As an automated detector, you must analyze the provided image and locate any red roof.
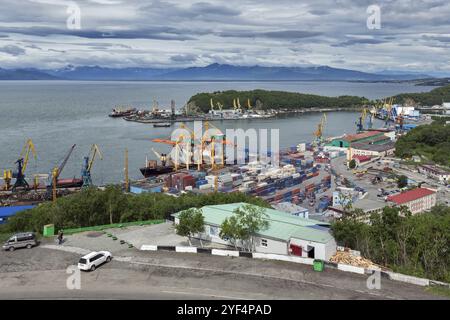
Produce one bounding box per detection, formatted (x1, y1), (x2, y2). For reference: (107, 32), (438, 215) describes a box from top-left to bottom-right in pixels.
(345, 131), (382, 142)
(353, 155), (371, 162)
(387, 188), (435, 205)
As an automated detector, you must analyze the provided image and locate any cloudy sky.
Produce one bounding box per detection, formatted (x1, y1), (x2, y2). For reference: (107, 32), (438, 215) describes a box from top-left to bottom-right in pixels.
(0, 0), (450, 74)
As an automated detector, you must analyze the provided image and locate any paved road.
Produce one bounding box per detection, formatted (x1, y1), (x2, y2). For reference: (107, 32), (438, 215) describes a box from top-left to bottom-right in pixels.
(0, 246), (446, 300)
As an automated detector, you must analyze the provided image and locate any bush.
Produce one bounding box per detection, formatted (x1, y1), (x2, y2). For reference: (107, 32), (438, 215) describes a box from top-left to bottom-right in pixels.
(1, 186), (269, 235)
(331, 205), (450, 282)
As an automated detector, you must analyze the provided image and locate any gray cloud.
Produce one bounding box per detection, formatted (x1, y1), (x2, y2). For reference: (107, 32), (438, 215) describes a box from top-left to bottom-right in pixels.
(0, 0), (449, 74)
(334, 38), (388, 47)
(0, 45), (25, 56)
(170, 54), (198, 63)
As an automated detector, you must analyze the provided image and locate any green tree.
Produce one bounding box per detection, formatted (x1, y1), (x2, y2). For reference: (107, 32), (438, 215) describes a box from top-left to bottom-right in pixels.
(348, 159), (357, 169)
(219, 204), (269, 252)
(219, 215), (243, 250)
(331, 205), (450, 282)
(175, 208), (205, 246)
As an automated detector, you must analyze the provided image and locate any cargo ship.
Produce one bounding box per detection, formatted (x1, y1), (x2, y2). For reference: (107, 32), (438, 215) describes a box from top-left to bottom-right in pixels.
(56, 178), (83, 188)
(109, 107), (137, 118)
(140, 159), (182, 178)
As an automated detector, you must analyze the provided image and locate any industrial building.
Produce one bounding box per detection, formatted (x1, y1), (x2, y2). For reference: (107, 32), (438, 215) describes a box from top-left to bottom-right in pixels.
(418, 165), (450, 185)
(329, 131), (389, 149)
(327, 199), (386, 222)
(387, 188), (437, 215)
(350, 141), (396, 157)
(173, 203), (337, 260)
(272, 202), (309, 219)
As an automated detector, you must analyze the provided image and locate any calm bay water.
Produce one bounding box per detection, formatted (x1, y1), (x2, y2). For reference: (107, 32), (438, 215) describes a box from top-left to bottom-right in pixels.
(0, 81), (434, 184)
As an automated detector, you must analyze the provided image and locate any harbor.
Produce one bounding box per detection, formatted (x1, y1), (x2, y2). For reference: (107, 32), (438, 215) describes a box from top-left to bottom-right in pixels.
(2, 96), (447, 219)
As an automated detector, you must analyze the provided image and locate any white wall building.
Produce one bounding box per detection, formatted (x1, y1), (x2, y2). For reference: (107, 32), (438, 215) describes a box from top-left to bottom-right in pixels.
(173, 203), (337, 261)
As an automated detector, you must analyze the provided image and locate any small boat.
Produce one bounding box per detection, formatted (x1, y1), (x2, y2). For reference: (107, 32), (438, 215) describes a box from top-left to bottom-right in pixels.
(153, 122), (171, 128)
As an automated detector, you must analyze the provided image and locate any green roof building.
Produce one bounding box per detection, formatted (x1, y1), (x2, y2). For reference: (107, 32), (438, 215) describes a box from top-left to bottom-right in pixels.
(174, 203), (337, 260)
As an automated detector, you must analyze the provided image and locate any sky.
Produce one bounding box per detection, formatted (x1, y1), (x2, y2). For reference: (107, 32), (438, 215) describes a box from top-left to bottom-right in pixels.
(0, 0), (450, 74)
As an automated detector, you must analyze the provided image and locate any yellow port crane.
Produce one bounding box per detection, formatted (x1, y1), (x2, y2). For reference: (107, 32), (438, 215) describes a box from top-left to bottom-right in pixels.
(247, 98), (253, 110)
(210, 98), (215, 113)
(20, 139), (37, 173)
(314, 113), (327, 144)
(12, 139), (37, 191)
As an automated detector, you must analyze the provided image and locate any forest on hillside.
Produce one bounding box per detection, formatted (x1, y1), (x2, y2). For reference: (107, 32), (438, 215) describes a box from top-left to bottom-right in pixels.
(391, 84), (450, 106)
(395, 119), (450, 167)
(188, 89), (369, 113)
(188, 85), (450, 113)
(332, 205), (450, 282)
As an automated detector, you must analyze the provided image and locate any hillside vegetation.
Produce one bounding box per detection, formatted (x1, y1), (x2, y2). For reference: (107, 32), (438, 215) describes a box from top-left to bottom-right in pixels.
(391, 84), (450, 106)
(188, 89), (369, 113)
(0, 186), (269, 235)
(395, 119), (450, 167)
(332, 205), (450, 282)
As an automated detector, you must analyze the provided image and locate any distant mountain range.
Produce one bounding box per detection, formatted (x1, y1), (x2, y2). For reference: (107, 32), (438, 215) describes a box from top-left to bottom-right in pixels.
(0, 63), (434, 81)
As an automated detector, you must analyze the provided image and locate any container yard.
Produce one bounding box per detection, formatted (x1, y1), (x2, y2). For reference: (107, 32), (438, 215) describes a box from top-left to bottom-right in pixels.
(126, 143), (338, 219)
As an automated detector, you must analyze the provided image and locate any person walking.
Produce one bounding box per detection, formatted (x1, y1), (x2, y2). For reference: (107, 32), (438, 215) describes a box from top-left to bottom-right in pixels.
(57, 230), (64, 245)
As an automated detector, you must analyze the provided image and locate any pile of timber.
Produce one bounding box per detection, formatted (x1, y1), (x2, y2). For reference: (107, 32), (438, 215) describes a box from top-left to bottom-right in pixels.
(330, 251), (381, 269)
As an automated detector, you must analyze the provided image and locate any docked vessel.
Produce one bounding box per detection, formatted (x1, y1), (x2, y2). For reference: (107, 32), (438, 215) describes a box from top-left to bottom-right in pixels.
(56, 178), (84, 188)
(139, 159), (181, 177)
(109, 107), (137, 118)
(153, 122), (171, 128)
(140, 165), (176, 178)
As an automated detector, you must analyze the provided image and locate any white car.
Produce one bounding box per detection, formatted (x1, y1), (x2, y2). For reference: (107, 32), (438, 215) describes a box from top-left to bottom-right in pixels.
(78, 251), (112, 271)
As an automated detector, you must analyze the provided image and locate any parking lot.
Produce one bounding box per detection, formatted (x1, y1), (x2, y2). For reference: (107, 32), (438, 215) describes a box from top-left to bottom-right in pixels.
(60, 222), (229, 254)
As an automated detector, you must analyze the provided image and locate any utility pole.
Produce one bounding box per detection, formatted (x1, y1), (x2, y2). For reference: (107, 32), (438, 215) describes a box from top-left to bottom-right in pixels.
(52, 168), (58, 203)
(124, 148), (129, 192)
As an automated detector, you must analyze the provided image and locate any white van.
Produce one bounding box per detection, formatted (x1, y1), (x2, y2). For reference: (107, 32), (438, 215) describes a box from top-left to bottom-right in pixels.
(78, 251), (112, 271)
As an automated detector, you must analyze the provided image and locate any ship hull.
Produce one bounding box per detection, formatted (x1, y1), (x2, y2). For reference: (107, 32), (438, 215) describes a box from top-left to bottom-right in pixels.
(56, 178), (83, 188)
(140, 166), (175, 178)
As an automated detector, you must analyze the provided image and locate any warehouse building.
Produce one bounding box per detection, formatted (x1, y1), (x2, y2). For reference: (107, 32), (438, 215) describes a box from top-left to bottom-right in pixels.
(418, 165), (450, 185)
(173, 203), (337, 260)
(350, 141), (396, 157)
(387, 188), (437, 215)
(329, 131), (387, 148)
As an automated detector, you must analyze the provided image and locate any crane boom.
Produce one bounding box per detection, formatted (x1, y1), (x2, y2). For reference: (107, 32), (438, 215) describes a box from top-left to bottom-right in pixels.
(87, 144), (102, 172)
(57, 144), (76, 180)
(20, 139), (37, 173)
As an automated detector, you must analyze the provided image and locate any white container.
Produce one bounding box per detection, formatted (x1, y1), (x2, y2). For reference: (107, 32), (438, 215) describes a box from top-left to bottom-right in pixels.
(199, 184), (212, 190)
